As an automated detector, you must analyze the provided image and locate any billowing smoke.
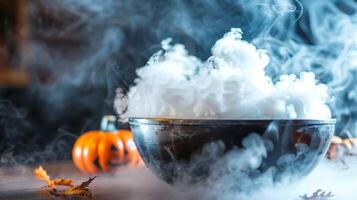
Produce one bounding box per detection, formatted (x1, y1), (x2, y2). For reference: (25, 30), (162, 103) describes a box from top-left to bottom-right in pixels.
(112, 0), (356, 199)
(114, 0), (356, 135)
(112, 27), (346, 199)
(166, 139), (357, 200)
(0, 0), (355, 199)
(115, 28), (332, 120)
(0, 0), (355, 166)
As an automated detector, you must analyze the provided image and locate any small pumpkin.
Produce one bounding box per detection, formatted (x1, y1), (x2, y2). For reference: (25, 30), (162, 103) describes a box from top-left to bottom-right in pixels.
(72, 115), (141, 173)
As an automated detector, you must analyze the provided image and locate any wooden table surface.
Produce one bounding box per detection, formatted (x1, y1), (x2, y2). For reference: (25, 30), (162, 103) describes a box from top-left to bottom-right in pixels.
(0, 162), (180, 200)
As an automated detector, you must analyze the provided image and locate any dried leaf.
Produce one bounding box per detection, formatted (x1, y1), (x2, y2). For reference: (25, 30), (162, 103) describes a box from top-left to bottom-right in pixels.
(34, 166), (95, 199)
(60, 177), (96, 198)
(53, 178), (74, 187)
(300, 189), (334, 200)
(34, 166), (52, 185)
(49, 187), (92, 199)
(63, 187), (92, 198)
(34, 166), (74, 188)
(77, 177), (96, 189)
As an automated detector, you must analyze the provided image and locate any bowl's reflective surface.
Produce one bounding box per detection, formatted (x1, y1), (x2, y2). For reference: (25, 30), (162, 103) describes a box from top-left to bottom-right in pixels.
(129, 118), (335, 183)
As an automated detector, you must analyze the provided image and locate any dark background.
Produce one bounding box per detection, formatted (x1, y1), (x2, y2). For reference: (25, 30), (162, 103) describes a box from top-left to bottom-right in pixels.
(0, 0), (355, 166)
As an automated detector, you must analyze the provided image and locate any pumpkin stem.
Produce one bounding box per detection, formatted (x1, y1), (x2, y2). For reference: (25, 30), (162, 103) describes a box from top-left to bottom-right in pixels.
(100, 115), (117, 131)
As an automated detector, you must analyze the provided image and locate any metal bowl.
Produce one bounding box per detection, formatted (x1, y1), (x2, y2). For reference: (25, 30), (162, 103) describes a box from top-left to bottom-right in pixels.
(129, 118), (335, 183)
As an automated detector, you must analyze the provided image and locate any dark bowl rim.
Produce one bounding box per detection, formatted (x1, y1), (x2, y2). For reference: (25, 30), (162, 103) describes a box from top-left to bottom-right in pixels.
(129, 117), (336, 125)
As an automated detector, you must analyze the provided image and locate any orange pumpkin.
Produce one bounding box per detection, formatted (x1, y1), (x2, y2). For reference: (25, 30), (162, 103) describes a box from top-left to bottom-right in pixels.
(72, 115), (142, 173)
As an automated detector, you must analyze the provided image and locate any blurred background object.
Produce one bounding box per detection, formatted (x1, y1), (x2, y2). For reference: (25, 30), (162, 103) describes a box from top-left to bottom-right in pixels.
(0, 0), (30, 87)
